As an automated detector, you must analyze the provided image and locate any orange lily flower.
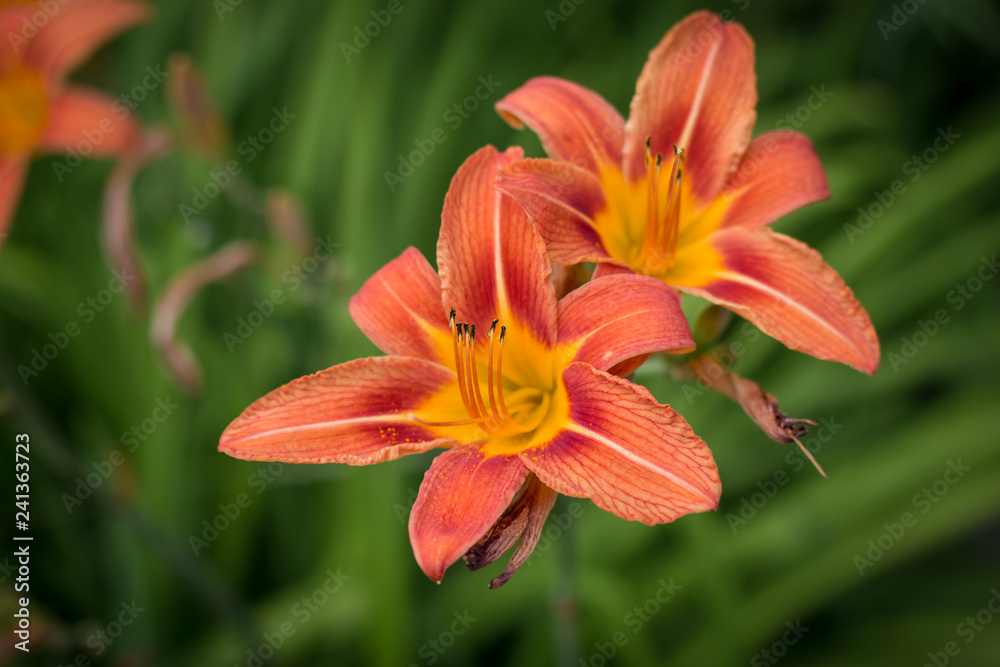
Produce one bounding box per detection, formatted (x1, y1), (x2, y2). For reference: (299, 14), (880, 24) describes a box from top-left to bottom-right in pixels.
(220, 146), (720, 585)
(0, 0), (149, 243)
(494, 11), (879, 374)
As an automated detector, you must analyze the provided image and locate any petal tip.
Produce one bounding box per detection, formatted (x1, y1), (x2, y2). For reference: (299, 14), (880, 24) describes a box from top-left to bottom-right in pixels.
(494, 103), (525, 130)
(410, 540), (449, 583)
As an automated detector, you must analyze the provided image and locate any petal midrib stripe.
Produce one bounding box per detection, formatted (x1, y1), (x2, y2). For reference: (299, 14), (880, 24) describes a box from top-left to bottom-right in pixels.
(676, 32), (722, 151)
(714, 269), (862, 350)
(564, 420), (710, 502)
(231, 414), (408, 444)
(567, 305), (676, 347)
(493, 188), (511, 324)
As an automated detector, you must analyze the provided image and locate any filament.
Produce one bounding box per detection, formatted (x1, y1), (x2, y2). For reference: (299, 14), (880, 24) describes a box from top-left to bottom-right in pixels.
(413, 314), (532, 435)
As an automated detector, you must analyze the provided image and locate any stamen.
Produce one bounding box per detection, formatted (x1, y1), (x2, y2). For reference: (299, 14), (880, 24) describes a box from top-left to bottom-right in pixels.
(662, 145), (684, 260)
(637, 142), (686, 274)
(461, 324), (483, 420)
(467, 324), (496, 428)
(413, 317), (535, 435)
(450, 313), (476, 418)
(486, 320), (501, 423)
(642, 140), (661, 258)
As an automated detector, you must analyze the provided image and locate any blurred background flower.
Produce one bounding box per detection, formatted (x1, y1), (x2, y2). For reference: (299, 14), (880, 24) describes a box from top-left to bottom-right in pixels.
(1, 0), (998, 666)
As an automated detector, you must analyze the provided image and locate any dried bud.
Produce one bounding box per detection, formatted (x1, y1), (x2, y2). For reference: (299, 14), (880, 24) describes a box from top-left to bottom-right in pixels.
(689, 354), (826, 477)
(101, 128), (173, 312)
(265, 189), (313, 257)
(151, 241), (259, 393)
(465, 474), (558, 588)
(166, 53), (229, 161)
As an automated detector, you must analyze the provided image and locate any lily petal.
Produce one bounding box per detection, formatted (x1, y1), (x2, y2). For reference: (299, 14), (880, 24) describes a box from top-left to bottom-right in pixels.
(39, 87), (140, 157)
(220, 356), (455, 464)
(0, 154), (28, 245)
(22, 0), (151, 80)
(495, 76), (624, 176)
(409, 445), (528, 582)
(438, 145), (557, 345)
(558, 274), (694, 371)
(576, 267), (655, 378)
(349, 246), (449, 363)
(591, 263), (634, 280)
(684, 226), (879, 373)
(522, 363), (720, 525)
(719, 131), (829, 229)
(623, 10), (756, 204)
(495, 157), (613, 266)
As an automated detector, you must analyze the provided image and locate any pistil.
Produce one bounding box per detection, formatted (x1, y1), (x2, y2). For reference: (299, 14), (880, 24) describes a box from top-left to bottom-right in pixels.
(636, 137), (685, 275)
(662, 145), (684, 260)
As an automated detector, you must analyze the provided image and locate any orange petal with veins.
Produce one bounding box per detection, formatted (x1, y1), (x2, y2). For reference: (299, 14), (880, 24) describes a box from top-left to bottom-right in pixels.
(409, 445), (528, 582)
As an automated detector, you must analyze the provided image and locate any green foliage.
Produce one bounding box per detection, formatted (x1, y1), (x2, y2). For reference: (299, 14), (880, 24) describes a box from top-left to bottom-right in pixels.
(2, 0), (999, 665)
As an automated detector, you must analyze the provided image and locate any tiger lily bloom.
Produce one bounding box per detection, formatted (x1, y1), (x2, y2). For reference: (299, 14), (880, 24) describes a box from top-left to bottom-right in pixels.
(0, 0), (149, 246)
(494, 10), (879, 374)
(220, 146), (721, 585)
